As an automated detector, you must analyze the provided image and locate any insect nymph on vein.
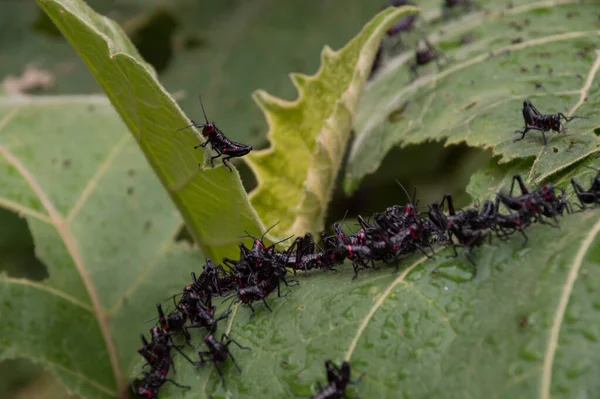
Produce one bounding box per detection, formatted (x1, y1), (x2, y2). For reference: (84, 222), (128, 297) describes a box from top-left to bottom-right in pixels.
(513, 99), (588, 145)
(178, 95), (253, 172)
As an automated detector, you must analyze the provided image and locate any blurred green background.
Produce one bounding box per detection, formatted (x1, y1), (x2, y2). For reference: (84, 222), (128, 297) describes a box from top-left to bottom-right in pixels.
(0, 1), (490, 397)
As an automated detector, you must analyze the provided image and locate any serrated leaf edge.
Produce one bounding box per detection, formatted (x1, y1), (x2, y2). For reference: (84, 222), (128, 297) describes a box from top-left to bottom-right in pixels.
(245, 6), (420, 238)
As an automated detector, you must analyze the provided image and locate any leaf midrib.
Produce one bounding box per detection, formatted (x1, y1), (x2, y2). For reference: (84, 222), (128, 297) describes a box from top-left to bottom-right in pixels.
(540, 215), (600, 399)
(0, 108), (124, 394)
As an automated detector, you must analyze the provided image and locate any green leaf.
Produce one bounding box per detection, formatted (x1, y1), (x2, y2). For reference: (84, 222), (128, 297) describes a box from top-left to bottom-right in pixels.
(36, 0), (267, 260)
(154, 199), (600, 398)
(246, 6), (419, 239)
(345, 0), (600, 194)
(0, 95), (202, 398)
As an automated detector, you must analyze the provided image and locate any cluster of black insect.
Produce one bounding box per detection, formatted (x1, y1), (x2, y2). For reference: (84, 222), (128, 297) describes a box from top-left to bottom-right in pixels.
(132, 161), (600, 397)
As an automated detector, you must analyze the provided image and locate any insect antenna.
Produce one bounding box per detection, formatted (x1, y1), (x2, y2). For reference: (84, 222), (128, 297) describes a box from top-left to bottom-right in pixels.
(198, 94), (210, 124)
(395, 180), (414, 204)
(177, 121), (205, 132)
(239, 221), (280, 242)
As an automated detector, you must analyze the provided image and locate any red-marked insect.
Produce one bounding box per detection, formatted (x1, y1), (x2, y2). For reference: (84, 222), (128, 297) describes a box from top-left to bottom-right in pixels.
(386, 0), (419, 36)
(178, 95), (252, 171)
(410, 38), (447, 78)
(194, 333), (251, 387)
(571, 166), (600, 209)
(513, 99), (588, 145)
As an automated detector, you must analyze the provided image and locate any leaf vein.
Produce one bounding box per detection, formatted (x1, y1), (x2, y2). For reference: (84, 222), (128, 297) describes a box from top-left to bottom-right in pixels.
(67, 134), (131, 223)
(540, 214), (600, 399)
(344, 256), (428, 361)
(0, 145), (124, 393)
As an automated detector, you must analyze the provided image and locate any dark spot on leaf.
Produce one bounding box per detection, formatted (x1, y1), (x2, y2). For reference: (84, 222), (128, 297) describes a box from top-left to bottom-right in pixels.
(129, 8), (179, 74)
(594, 127), (600, 136)
(511, 37), (523, 44)
(182, 35), (206, 51)
(460, 33), (474, 45)
(506, 1), (514, 9)
(387, 101), (410, 122)
(535, 64), (541, 69)
(520, 66), (528, 73)
(553, 147), (558, 153)
(566, 12), (579, 19)
(62, 159), (71, 168)
(128, 169), (135, 177)
(461, 101), (477, 111)
(127, 187), (134, 195)
(508, 21), (523, 31)
(535, 82), (542, 90)
(144, 221), (152, 231)
(281, 359), (289, 366)
(31, 10), (63, 39)
(524, 18), (531, 25)
(519, 315), (529, 328)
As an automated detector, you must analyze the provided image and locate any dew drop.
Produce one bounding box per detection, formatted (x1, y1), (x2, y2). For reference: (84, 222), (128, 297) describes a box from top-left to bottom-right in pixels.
(445, 301), (462, 313)
(566, 361), (590, 379)
(342, 307), (354, 320)
(506, 362), (527, 377)
(398, 368), (409, 380)
(582, 326), (598, 342)
(518, 345), (542, 361)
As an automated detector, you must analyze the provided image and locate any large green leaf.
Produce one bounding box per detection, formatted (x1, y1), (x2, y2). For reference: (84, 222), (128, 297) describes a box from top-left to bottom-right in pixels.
(345, 0), (600, 194)
(0, 95), (202, 398)
(150, 177), (600, 398)
(36, 0), (267, 261)
(246, 6), (419, 239)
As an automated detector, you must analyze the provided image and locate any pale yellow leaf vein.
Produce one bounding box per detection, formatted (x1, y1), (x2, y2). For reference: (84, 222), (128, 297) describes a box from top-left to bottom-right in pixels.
(540, 216), (600, 399)
(0, 107), (20, 132)
(1, 277), (93, 312)
(12, 353), (116, 396)
(107, 222), (184, 316)
(568, 49), (600, 117)
(67, 134), (130, 223)
(345, 256), (428, 361)
(0, 197), (52, 224)
(0, 145), (124, 393)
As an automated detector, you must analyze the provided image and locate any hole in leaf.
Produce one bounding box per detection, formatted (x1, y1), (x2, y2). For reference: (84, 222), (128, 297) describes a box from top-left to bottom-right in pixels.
(129, 8), (179, 74)
(0, 208), (48, 280)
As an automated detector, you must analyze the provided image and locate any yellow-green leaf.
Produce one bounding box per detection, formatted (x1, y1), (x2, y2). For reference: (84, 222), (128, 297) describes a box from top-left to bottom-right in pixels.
(36, 0), (268, 261)
(246, 6), (420, 239)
